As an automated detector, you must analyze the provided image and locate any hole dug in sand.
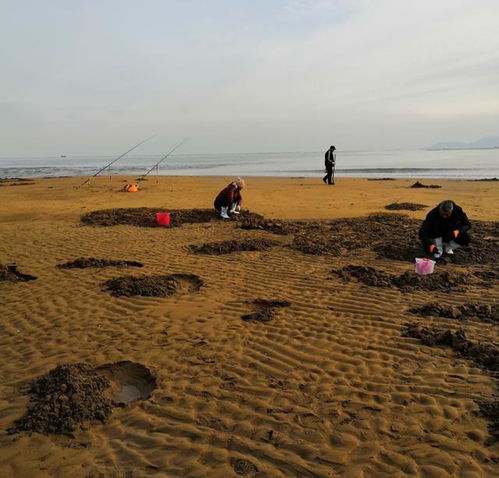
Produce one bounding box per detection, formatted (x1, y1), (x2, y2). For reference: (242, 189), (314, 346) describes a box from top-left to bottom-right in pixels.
(103, 273), (203, 297)
(96, 361), (157, 406)
(0, 263), (37, 282)
(241, 299), (291, 323)
(9, 362), (156, 435)
(188, 238), (278, 255)
(57, 258), (143, 269)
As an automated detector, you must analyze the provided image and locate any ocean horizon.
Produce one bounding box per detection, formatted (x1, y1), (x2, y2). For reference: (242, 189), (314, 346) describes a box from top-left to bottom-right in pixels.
(1, 149), (498, 180)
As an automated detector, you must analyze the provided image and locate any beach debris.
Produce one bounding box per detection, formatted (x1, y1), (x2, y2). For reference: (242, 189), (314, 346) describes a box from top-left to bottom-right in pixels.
(290, 232), (345, 256)
(410, 181), (442, 189)
(103, 273), (203, 297)
(231, 458), (259, 476)
(57, 258), (143, 269)
(403, 323), (499, 371)
(8, 361), (157, 435)
(385, 202), (428, 211)
(0, 264), (37, 282)
(241, 299), (291, 323)
(188, 238), (278, 255)
(332, 265), (475, 292)
(408, 303), (498, 323)
(367, 178), (395, 181)
(8, 363), (112, 435)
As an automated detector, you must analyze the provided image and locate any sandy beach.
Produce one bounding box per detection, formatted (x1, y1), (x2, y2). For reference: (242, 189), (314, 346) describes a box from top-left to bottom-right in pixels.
(0, 176), (498, 478)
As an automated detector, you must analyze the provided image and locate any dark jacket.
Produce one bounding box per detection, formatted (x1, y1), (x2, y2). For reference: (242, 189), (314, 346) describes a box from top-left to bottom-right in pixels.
(325, 150), (336, 169)
(419, 202), (471, 240)
(214, 182), (240, 209)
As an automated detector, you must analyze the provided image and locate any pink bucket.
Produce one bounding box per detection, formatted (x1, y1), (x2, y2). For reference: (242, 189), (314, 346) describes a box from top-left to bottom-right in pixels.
(415, 258), (435, 275)
(156, 212), (170, 226)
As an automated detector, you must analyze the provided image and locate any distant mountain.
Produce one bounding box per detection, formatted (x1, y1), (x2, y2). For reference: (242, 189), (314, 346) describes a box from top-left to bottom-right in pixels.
(428, 136), (499, 150)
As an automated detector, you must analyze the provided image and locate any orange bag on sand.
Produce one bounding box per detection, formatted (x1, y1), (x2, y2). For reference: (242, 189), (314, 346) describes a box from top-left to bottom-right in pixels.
(125, 184), (139, 192)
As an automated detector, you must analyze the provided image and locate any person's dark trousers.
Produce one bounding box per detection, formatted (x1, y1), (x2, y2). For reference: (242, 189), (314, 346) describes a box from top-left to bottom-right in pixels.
(323, 167), (333, 185)
(443, 230), (471, 246)
(421, 232), (471, 253)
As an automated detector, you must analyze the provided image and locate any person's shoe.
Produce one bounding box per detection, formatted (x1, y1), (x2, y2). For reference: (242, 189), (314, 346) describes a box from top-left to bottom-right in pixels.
(433, 248), (443, 259)
(322, 177), (327, 184)
(220, 207), (230, 219)
(444, 244), (454, 255)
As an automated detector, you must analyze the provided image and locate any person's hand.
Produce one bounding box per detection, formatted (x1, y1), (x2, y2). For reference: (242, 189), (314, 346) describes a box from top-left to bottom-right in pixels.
(453, 230), (459, 238)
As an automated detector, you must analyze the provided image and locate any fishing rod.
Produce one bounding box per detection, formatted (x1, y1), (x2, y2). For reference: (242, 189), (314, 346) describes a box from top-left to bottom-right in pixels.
(76, 135), (154, 188)
(137, 138), (188, 180)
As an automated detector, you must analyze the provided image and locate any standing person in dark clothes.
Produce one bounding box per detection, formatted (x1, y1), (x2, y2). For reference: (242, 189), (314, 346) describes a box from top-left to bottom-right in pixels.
(214, 177), (245, 219)
(419, 200), (471, 258)
(323, 145), (336, 185)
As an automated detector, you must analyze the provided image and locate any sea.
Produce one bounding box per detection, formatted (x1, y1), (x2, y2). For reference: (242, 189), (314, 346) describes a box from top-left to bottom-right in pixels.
(0, 149), (498, 180)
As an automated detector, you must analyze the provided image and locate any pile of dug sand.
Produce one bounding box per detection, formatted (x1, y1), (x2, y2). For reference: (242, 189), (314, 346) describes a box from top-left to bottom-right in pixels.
(241, 299), (291, 323)
(333, 265), (476, 292)
(408, 303), (498, 323)
(57, 258), (143, 269)
(410, 181), (442, 189)
(103, 273), (203, 297)
(0, 264), (37, 282)
(8, 364), (112, 435)
(385, 202), (428, 211)
(81, 208), (218, 227)
(403, 323), (499, 371)
(188, 238), (278, 255)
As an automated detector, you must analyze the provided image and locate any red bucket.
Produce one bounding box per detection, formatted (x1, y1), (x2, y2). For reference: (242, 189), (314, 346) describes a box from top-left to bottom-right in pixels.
(156, 212), (170, 226)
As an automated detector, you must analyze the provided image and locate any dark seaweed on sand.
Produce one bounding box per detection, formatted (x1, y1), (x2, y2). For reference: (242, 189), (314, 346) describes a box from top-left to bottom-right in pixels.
(385, 202), (428, 211)
(242, 299), (291, 323)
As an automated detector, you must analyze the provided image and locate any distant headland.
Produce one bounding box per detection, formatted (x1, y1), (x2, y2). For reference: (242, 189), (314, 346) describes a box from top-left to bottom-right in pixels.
(427, 136), (499, 150)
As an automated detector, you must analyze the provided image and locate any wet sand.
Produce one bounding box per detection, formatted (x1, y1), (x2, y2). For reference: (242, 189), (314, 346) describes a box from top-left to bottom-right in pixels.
(0, 176), (498, 477)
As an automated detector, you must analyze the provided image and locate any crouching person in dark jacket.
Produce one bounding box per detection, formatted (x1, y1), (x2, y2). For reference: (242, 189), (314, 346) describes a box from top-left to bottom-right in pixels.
(214, 177), (245, 219)
(418, 200), (471, 258)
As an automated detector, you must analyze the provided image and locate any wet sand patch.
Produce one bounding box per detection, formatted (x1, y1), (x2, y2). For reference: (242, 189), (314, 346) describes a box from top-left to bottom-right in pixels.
(188, 238), (278, 255)
(103, 273), (203, 297)
(57, 258), (143, 269)
(0, 264), (37, 282)
(241, 299), (291, 323)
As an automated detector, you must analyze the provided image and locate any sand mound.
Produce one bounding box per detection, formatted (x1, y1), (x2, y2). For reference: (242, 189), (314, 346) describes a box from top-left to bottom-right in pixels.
(241, 299), (291, 323)
(96, 361), (157, 406)
(410, 181), (442, 189)
(476, 400), (499, 444)
(333, 265), (475, 292)
(403, 323), (499, 371)
(188, 238), (278, 255)
(9, 361), (157, 435)
(409, 303), (498, 323)
(385, 202), (428, 211)
(0, 264), (37, 282)
(81, 208), (218, 227)
(232, 458), (259, 475)
(103, 273), (203, 297)
(8, 364), (112, 435)
(57, 258), (143, 269)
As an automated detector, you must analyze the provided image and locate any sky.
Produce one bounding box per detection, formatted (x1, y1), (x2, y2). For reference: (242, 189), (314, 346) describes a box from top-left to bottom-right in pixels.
(1, 0), (498, 155)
